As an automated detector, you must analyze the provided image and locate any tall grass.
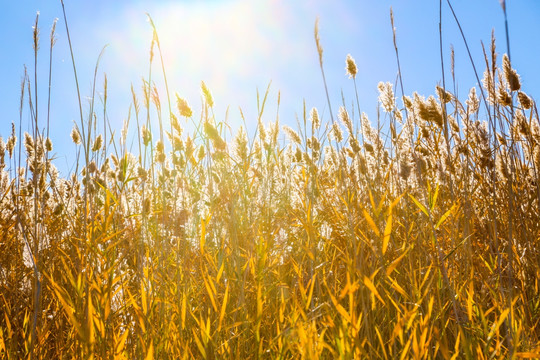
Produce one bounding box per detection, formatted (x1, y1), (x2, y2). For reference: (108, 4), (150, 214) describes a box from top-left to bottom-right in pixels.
(1, 3), (540, 359)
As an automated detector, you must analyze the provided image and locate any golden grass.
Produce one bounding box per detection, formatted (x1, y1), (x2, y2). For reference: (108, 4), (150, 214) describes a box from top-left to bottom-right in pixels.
(1, 8), (540, 360)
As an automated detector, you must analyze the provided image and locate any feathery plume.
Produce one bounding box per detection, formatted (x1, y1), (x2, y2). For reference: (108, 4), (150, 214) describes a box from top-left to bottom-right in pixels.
(416, 95), (443, 128)
(141, 125), (152, 146)
(45, 137), (53, 152)
(338, 106), (353, 134)
(204, 121), (226, 150)
(283, 125), (301, 145)
(233, 126), (248, 160)
(517, 91), (532, 110)
(502, 54), (521, 92)
(378, 82), (395, 112)
(314, 18), (324, 67)
(176, 94), (193, 117)
(33, 12), (40, 52)
(497, 86), (512, 106)
(201, 81), (214, 107)
(24, 132), (34, 157)
(70, 126), (81, 145)
(436, 86), (452, 104)
(330, 122), (343, 143)
(466, 87), (480, 114)
(92, 134), (103, 152)
(6, 126), (16, 158)
(310, 107), (321, 130)
(345, 54), (357, 79)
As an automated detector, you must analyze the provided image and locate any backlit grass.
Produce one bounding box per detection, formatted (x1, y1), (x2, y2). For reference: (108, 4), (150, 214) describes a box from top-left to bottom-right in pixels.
(1, 3), (539, 360)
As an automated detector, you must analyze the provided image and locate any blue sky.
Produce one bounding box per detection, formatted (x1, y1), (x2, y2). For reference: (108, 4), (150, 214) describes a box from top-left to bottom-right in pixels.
(1, 1), (539, 174)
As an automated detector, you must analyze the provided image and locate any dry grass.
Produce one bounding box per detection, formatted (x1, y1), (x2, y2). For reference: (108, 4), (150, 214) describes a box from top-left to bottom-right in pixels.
(1, 5), (540, 360)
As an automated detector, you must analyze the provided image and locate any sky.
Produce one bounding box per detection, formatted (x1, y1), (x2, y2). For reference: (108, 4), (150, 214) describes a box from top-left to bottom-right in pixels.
(1, 0), (539, 175)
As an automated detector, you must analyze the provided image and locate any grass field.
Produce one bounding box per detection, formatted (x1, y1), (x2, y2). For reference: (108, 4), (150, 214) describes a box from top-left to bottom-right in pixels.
(1, 2), (540, 359)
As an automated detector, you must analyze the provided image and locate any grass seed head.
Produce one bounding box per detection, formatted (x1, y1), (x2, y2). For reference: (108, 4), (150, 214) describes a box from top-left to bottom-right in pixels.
(378, 82), (395, 112)
(402, 95), (413, 111)
(345, 54), (357, 79)
(70, 126), (81, 145)
(339, 106), (353, 134)
(436, 85), (452, 104)
(92, 134), (103, 152)
(87, 161), (97, 173)
(24, 132), (34, 156)
(233, 126), (249, 160)
(137, 166), (147, 181)
(416, 95), (443, 128)
(496, 154), (508, 181)
(310, 107), (321, 130)
(283, 125), (301, 145)
(349, 137), (361, 153)
(466, 87), (480, 114)
(6, 135), (16, 158)
(482, 70), (496, 104)
(314, 18), (323, 66)
(497, 86), (512, 106)
(399, 158), (412, 180)
(331, 122), (343, 143)
(364, 142), (374, 153)
(517, 91), (532, 109)
(515, 111), (530, 137)
(45, 137), (53, 152)
(204, 121), (226, 150)
(0, 138), (5, 167)
(176, 94), (193, 118)
(201, 81), (214, 107)
(503, 54), (521, 91)
(141, 125), (152, 146)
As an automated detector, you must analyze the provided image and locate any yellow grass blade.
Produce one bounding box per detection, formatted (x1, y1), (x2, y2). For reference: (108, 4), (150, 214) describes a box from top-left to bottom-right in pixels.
(328, 290), (351, 323)
(0, 331), (6, 355)
(257, 285), (263, 319)
(368, 189), (377, 214)
(48, 276), (83, 339)
(435, 203), (457, 230)
(387, 276), (408, 299)
(398, 337), (412, 360)
(386, 247), (410, 276)
(449, 331), (461, 360)
(516, 350), (540, 358)
(144, 340), (154, 360)
(141, 282), (148, 316)
(363, 209), (380, 237)
(218, 283), (229, 332)
(363, 276), (385, 305)
(203, 274), (218, 313)
(389, 193), (404, 213)
(305, 274), (316, 310)
(408, 193), (428, 217)
(200, 217), (206, 253)
(382, 214), (392, 255)
(115, 328), (129, 357)
(467, 281), (474, 322)
(487, 308), (510, 341)
(216, 261), (224, 283)
(191, 329), (206, 359)
(375, 326), (388, 358)
(375, 190), (388, 217)
(87, 293), (95, 345)
(181, 294), (187, 330)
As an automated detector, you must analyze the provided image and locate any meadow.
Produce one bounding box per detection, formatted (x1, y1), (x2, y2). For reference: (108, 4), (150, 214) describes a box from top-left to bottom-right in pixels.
(1, 2), (539, 359)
